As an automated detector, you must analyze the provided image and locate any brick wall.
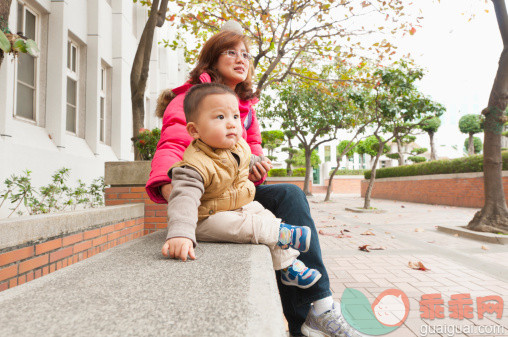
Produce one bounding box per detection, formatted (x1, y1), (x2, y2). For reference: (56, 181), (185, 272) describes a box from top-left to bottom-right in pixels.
(360, 173), (508, 208)
(0, 217), (144, 292)
(324, 177), (362, 194)
(105, 187), (167, 235)
(264, 179), (308, 190)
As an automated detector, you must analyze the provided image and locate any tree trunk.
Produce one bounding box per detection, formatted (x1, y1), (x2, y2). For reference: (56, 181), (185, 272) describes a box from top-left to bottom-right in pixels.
(396, 136), (404, 166)
(467, 0), (508, 234)
(303, 148), (312, 196)
(429, 131), (436, 160)
(130, 0), (168, 160)
(468, 133), (475, 155)
(325, 161), (340, 202)
(0, 0), (13, 69)
(364, 147), (383, 209)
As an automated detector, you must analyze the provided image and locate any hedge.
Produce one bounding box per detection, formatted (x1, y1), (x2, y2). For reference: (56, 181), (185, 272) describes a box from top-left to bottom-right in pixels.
(329, 169), (366, 176)
(364, 152), (508, 179)
(268, 168), (307, 177)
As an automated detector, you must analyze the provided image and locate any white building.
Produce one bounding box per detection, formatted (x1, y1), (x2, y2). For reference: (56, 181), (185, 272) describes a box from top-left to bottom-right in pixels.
(0, 1), (186, 193)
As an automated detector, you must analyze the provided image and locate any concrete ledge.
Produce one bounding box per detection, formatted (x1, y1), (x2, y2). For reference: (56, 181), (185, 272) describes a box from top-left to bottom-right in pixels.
(0, 204), (144, 250)
(0, 230), (285, 337)
(437, 225), (508, 245)
(104, 161), (151, 186)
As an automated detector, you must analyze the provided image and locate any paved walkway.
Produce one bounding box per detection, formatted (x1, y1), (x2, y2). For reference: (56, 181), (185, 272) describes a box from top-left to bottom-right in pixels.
(307, 194), (508, 337)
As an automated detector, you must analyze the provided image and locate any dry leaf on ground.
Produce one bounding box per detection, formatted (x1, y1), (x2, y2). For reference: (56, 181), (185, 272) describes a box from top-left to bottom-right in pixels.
(361, 230), (375, 236)
(408, 261), (430, 271)
(415, 228), (424, 232)
(453, 234), (459, 237)
(359, 245), (370, 252)
(318, 229), (351, 239)
(481, 245), (489, 250)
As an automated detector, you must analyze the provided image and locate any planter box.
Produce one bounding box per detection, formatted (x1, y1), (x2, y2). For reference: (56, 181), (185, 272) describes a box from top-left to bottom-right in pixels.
(324, 175), (363, 194)
(360, 171), (508, 208)
(265, 176), (309, 191)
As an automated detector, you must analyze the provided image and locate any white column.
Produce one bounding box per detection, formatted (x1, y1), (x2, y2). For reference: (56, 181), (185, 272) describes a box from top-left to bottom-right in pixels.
(85, 0), (100, 154)
(46, 0), (68, 148)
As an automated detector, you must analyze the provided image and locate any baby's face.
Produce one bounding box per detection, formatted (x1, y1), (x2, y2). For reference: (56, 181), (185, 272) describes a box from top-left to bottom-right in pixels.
(192, 93), (241, 149)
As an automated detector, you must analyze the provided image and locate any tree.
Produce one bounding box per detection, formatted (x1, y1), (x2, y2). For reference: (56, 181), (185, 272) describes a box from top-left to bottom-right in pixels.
(162, 0), (416, 94)
(294, 148), (321, 168)
(336, 140), (357, 170)
(261, 130), (285, 161)
(407, 147), (427, 163)
(385, 135), (417, 166)
(459, 114), (483, 156)
(421, 116), (442, 160)
(362, 61), (443, 209)
(464, 137), (482, 154)
(281, 130), (298, 176)
(131, 0), (169, 160)
(467, 0), (508, 234)
(259, 79), (344, 195)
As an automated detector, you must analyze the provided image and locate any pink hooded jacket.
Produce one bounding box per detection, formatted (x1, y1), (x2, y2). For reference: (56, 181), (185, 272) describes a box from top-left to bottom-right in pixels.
(145, 73), (265, 204)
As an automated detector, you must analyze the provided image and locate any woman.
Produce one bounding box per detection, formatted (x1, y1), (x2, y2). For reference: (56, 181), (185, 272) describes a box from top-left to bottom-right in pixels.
(146, 29), (354, 337)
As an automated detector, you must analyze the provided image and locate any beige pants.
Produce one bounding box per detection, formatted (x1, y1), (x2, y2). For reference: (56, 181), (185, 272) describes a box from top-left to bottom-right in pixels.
(196, 201), (299, 270)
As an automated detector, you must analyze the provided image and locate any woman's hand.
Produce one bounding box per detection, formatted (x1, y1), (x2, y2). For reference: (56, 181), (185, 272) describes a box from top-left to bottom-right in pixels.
(248, 160), (272, 182)
(161, 183), (173, 202)
(162, 237), (196, 261)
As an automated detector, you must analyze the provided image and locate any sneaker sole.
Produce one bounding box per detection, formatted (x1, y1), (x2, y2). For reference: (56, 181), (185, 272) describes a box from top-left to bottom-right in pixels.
(299, 227), (311, 253)
(281, 273), (321, 289)
(301, 322), (328, 337)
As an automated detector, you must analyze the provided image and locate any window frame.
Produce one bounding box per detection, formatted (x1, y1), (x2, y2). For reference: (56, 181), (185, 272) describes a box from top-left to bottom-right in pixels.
(99, 67), (106, 143)
(66, 40), (79, 134)
(13, 2), (39, 123)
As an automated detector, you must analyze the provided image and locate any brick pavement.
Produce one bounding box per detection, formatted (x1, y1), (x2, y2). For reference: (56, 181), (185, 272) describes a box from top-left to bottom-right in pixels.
(306, 194), (508, 337)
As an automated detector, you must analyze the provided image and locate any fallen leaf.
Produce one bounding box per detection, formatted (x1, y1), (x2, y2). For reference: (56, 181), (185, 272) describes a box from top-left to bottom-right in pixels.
(369, 246), (386, 250)
(408, 261), (430, 271)
(385, 231), (391, 234)
(361, 230), (375, 236)
(401, 205), (405, 208)
(453, 234), (459, 237)
(343, 229), (351, 232)
(318, 230), (351, 239)
(359, 245), (370, 252)
(415, 228), (424, 232)
(427, 241), (436, 244)
(391, 235), (395, 239)
(481, 245), (489, 250)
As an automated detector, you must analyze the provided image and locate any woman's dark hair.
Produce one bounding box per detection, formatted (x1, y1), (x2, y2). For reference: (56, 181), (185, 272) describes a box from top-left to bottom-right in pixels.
(155, 30), (256, 118)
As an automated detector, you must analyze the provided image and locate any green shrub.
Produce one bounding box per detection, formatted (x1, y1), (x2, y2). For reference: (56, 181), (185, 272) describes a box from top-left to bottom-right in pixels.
(364, 152), (508, 179)
(329, 169), (366, 176)
(133, 128), (161, 160)
(268, 168), (288, 177)
(292, 168), (306, 177)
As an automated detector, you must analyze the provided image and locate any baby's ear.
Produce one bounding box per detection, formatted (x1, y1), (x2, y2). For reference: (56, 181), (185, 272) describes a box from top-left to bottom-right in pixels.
(186, 122), (200, 139)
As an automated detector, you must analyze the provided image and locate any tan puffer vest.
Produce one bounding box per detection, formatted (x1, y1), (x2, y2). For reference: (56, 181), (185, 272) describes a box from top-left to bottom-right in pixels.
(170, 138), (256, 220)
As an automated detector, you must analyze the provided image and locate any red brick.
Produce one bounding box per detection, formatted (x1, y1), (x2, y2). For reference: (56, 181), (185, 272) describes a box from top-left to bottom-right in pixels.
(73, 255), (79, 264)
(42, 266), (49, 276)
(145, 211), (155, 217)
(92, 236), (107, 247)
(50, 264), (56, 273)
(35, 238), (62, 255)
(0, 265), (18, 282)
(125, 220), (135, 227)
(17, 275), (26, 285)
(105, 193), (118, 199)
(19, 255), (49, 274)
(84, 228), (101, 240)
(156, 223), (167, 230)
(146, 204), (167, 211)
(74, 240), (92, 253)
(105, 187), (130, 193)
(56, 261), (62, 270)
(0, 246), (34, 267)
(130, 187), (147, 192)
(49, 247), (73, 263)
(34, 269), (42, 279)
(9, 278), (17, 288)
(144, 217), (166, 223)
(0, 282), (8, 291)
(114, 222), (125, 230)
(26, 272), (34, 282)
(107, 231), (121, 242)
(119, 193), (143, 199)
(100, 224), (116, 235)
(155, 211), (168, 217)
(62, 233), (83, 246)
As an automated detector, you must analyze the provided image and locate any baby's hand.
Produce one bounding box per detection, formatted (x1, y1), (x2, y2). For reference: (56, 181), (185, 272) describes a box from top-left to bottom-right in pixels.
(162, 237), (196, 261)
(249, 159), (273, 182)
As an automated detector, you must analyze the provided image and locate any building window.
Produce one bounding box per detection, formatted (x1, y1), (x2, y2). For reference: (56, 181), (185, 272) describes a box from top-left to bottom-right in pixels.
(15, 3), (37, 121)
(66, 41), (79, 133)
(99, 67), (106, 142)
(324, 145), (330, 162)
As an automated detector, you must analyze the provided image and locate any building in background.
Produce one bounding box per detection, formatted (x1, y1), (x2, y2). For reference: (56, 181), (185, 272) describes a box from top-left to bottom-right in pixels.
(0, 0), (186, 193)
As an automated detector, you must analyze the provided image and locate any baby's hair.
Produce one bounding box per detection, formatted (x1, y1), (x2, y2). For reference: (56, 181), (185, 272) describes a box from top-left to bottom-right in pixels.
(183, 83), (238, 122)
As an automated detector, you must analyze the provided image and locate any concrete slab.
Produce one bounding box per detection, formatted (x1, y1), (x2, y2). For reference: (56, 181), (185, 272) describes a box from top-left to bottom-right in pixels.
(437, 225), (508, 245)
(0, 231), (285, 337)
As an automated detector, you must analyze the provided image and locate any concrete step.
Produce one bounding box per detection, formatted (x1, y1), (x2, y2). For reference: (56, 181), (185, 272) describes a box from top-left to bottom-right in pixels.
(0, 230), (285, 337)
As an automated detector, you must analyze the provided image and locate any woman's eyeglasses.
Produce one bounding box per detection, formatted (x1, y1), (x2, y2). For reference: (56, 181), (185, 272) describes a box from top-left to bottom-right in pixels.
(221, 50), (252, 61)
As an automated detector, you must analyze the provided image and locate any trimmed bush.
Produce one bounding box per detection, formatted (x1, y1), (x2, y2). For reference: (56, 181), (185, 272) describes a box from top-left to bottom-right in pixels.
(329, 169), (365, 176)
(292, 168), (306, 177)
(364, 152), (508, 179)
(268, 168), (288, 177)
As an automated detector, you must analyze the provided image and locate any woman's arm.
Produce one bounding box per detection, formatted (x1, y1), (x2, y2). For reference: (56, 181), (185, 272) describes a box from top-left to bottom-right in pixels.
(245, 107), (269, 184)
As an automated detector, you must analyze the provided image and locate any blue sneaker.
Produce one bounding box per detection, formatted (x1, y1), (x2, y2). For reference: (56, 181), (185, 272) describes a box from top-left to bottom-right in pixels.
(278, 223), (311, 253)
(281, 259), (321, 289)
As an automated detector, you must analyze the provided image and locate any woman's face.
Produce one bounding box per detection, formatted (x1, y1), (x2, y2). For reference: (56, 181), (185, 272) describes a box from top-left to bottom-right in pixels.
(214, 42), (250, 90)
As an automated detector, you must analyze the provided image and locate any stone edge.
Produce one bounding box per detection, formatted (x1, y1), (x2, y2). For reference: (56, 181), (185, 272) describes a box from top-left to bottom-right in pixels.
(0, 204), (144, 250)
(437, 225), (508, 245)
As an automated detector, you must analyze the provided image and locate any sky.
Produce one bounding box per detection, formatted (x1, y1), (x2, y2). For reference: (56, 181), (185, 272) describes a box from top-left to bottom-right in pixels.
(395, 0), (500, 155)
